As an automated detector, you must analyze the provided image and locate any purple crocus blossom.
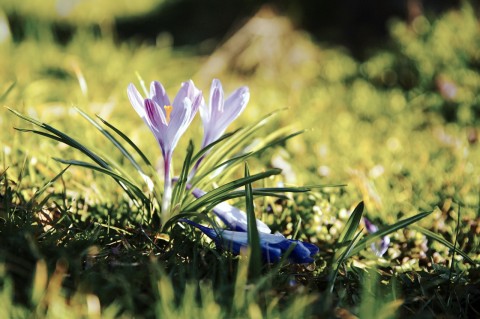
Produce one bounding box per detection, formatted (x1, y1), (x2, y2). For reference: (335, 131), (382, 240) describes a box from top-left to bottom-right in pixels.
(364, 217), (390, 257)
(189, 79), (249, 179)
(190, 187), (272, 234)
(200, 79), (249, 148)
(181, 219), (319, 264)
(127, 80), (203, 217)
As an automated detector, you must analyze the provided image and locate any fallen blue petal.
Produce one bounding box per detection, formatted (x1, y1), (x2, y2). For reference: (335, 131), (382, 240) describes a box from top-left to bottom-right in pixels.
(181, 219), (319, 264)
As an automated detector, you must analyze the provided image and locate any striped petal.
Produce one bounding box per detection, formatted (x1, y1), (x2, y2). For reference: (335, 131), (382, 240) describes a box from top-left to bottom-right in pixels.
(150, 81), (171, 109)
(200, 79), (249, 148)
(127, 83), (147, 120)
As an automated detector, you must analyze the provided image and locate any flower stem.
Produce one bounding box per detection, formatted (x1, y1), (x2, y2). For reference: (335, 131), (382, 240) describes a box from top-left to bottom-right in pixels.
(162, 157), (172, 223)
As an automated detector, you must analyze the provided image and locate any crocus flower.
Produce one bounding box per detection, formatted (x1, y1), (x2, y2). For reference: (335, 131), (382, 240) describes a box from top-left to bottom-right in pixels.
(190, 187), (272, 233)
(127, 80), (203, 218)
(181, 219), (319, 264)
(364, 217), (390, 257)
(200, 79), (249, 148)
(189, 79), (249, 179)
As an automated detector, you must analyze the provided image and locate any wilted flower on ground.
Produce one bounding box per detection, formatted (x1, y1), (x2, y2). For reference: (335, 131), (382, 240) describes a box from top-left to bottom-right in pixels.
(364, 217), (390, 257)
(189, 79), (249, 179)
(181, 219), (319, 264)
(190, 187), (271, 233)
(128, 80), (203, 218)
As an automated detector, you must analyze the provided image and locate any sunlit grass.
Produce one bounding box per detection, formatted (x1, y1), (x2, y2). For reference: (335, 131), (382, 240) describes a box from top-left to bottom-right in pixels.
(1, 2), (479, 318)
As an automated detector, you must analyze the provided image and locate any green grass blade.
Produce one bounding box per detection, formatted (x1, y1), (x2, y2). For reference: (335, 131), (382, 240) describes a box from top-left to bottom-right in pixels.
(249, 130), (304, 156)
(202, 190), (289, 205)
(192, 152), (253, 184)
(190, 130), (239, 164)
(194, 110), (281, 178)
(171, 141), (194, 210)
(196, 185), (346, 206)
(183, 168), (282, 212)
(338, 202), (365, 244)
(10, 108), (151, 208)
(27, 165), (71, 206)
(96, 114), (163, 196)
(333, 201), (364, 264)
(14, 128), (64, 143)
(346, 210), (433, 258)
(212, 129), (303, 186)
(245, 163), (262, 280)
(329, 230), (363, 293)
(10, 108), (109, 168)
(76, 108), (159, 197)
(76, 108), (145, 174)
(410, 225), (475, 264)
(53, 158), (149, 204)
(16, 126), (134, 187)
(95, 114), (154, 169)
(194, 130), (302, 187)
(449, 206), (461, 281)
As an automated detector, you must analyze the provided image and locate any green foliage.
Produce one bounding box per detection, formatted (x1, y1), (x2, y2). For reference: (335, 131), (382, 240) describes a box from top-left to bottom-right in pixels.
(363, 4), (480, 123)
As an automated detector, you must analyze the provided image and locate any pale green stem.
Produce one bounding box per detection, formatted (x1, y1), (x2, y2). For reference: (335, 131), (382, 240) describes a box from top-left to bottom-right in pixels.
(161, 156), (172, 223)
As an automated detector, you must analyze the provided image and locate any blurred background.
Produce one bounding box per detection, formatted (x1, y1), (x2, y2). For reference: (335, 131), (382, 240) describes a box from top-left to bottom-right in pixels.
(2, 0), (470, 56)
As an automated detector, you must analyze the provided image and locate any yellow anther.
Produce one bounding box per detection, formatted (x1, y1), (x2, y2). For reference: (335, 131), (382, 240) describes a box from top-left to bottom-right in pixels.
(164, 105), (173, 124)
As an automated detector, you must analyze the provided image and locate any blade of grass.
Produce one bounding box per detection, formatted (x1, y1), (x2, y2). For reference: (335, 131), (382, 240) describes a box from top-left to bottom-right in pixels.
(333, 202), (364, 265)
(448, 205), (461, 284)
(198, 185), (347, 207)
(194, 110), (282, 179)
(14, 128), (64, 143)
(410, 225), (475, 264)
(190, 130), (239, 164)
(245, 163), (262, 281)
(10, 108), (109, 168)
(15, 130), (139, 202)
(347, 210), (433, 258)
(76, 108), (159, 199)
(196, 128), (302, 188)
(214, 129), (304, 186)
(76, 108), (148, 178)
(329, 230), (364, 293)
(338, 202), (365, 244)
(171, 141), (194, 210)
(11, 108), (150, 208)
(96, 114), (163, 194)
(217, 130), (299, 186)
(192, 152), (253, 185)
(53, 158), (148, 204)
(253, 185), (345, 193)
(249, 130), (304, 156)
(183, 168), (282, 212)
(95, 114), (154, 169)
(202, 190), (289, 208)
(27, 165), (71, 207)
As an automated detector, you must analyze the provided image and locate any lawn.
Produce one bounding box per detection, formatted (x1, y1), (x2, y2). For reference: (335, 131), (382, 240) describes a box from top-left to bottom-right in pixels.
(0, 1), (479, 318)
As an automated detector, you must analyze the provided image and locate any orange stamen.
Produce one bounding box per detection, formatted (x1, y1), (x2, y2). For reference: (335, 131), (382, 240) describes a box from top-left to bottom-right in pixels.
(164, 105), (173, 124)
